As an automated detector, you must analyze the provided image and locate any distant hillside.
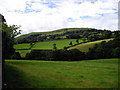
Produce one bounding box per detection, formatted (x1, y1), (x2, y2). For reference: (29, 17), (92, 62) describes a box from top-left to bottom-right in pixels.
(15, 27), (112, 44)
(16, 27), (96, 39)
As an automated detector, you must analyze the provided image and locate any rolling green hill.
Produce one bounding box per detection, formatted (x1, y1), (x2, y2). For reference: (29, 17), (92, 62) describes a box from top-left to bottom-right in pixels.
(68, 38), (113, 52)
(16, 27), (95, 40)
(15, 27), (103, 44)
(4, 58), (119, 88)
(14, 27), (116, 58)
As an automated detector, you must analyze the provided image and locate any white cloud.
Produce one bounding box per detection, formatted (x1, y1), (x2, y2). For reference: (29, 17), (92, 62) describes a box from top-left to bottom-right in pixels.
(0, 0), (119, 35)
(0, 0), (26, 12)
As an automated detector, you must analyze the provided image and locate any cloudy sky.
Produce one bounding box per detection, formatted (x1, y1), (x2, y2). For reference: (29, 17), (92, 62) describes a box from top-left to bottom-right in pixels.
(0, 0), (119, 34)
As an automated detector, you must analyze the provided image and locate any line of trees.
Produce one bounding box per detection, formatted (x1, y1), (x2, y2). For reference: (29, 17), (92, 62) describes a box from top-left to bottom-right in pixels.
(25, 35), (120, 61)
(87, 36), (120, 59)
(25, 49), (85, 61)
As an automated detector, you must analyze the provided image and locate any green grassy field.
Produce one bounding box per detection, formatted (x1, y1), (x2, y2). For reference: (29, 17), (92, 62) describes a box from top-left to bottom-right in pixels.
(68, 38), (113, 52)
(3, 58), (119, 88)
(14, 39), (112, 58)
(14, 43), (31, 49)
(14, 39), (83, 50)
(14, 43), (31, 58)
(32, 39), (83, 49)
(14, 39), (83, 57)
(15, 50), (31, 58)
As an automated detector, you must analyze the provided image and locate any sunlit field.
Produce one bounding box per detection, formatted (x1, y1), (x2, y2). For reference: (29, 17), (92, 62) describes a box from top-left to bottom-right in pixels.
(68, 38), (113, 52)
(3, 58), (119, 88)
(14, 39), (84, 58)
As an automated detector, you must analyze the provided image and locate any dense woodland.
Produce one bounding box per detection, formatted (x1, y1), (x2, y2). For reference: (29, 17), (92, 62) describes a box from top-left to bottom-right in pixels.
(1, 13), (120, 61)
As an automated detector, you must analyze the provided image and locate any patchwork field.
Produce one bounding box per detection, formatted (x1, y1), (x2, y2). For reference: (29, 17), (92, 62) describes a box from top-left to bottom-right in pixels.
(14, 38), (113, 58)
(14, 39), (83, 50)
(32, 39), (83, 49)
(3, 58), (119, 88)
(14, 39), (84, 57)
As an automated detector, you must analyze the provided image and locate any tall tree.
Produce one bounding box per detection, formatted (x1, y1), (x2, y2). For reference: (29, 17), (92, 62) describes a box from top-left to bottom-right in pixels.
(69, 41), (73, 46)
(0, 14), (6, 23)
(76, 39), (79, 44)
(0, 14), (21, 64)
(53, 43), (57, 50)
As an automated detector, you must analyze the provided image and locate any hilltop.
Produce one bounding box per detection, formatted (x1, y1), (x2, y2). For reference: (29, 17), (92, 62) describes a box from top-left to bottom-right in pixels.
(15, 27), (114, 44)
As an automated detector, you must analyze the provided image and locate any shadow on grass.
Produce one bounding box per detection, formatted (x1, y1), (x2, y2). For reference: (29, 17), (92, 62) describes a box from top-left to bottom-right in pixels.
(2, 63), (31, 88)
(2, 63), (52, 88)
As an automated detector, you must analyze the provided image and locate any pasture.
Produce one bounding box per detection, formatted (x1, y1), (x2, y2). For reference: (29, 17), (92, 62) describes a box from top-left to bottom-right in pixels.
(32, 39), (83, 49)
(14, 39), (83, 50)
(14, 39), (84, 57)
(14, 38), (113, 58)
(14, 43), (31, 49)
(3, 58), (119, 88)
(68, 38), (113, 52)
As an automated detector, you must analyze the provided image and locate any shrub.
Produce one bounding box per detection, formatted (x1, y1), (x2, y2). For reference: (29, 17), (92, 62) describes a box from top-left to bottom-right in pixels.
(11, 52), (21, 59)
(25, 50), (53, 60)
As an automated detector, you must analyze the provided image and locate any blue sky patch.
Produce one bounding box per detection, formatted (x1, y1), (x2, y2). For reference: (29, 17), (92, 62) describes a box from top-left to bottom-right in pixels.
(67, 18), (75, 22)
(25, 8), (41, 13)
(75, 0), (98, 4)
(87, 0), (98, 4)
(80, 16), (91, 19)
(97, 12), (117, 16)
(74, 1), (83, 4)
(100, 8), (117, 11)
(112, 8), (117, 11)
(41, 2), (58, 8)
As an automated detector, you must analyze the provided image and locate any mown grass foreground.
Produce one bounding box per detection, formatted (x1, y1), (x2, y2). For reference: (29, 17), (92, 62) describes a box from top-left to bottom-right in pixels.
(3, 59), (119, 88)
